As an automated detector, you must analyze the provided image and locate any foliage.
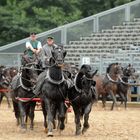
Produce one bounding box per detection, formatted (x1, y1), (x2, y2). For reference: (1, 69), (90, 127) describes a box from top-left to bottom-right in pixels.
(0, 0), (135, 46)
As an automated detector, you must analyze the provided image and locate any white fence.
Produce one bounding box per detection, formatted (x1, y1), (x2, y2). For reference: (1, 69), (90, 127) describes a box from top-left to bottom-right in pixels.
(0, 0), (140, 71)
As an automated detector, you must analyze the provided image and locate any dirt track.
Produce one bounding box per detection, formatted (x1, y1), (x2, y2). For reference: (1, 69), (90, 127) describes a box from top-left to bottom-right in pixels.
(0, 102), (140, 140)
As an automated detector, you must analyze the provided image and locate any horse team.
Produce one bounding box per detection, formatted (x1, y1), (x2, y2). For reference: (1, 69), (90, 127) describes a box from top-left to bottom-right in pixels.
(0, 45), (136, 137)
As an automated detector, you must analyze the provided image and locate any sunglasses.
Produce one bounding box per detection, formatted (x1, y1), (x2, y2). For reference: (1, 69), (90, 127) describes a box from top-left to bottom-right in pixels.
(30, 32), (36, 35)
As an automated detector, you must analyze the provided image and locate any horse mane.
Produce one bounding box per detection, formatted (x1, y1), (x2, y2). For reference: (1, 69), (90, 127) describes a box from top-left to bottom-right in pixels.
(75, 72), (84, 90)
(75, 64), (92, 90)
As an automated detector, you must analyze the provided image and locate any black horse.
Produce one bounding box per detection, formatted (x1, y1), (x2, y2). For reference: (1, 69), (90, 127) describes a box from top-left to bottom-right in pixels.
(68, 64), (97, 135)
(11, 62), (39, 131)
(38, 46), (67, 136)
(117, 64), (135, 109)
(0, 66), (12, 108)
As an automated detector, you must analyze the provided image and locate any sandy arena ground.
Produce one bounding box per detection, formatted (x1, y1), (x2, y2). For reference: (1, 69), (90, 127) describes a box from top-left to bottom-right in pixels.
(0, 102), (140, 140)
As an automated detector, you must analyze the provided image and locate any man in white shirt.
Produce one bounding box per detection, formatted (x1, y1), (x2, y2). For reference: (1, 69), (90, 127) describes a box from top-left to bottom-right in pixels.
(25, 32), (42, 58)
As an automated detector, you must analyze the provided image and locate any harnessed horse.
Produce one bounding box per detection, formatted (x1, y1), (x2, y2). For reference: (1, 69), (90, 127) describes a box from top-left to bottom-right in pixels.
(11, 62), (39, 131)
(117, 65), (136, 109)
(68, 64), (97, 135)
(0, 66), (12, 108)
(94, 63), (123, 110)
(38, 46), (67, 136)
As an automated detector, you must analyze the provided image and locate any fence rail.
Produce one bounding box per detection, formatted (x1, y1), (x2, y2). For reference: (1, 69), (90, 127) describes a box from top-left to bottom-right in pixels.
(0, 0), (140, 53)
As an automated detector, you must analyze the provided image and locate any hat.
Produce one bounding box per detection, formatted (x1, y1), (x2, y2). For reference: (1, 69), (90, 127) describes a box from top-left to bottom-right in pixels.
(47, 36), (54, 39)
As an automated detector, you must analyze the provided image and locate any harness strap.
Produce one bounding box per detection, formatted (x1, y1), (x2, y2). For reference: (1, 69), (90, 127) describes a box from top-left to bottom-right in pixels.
(106, 73), (119, 83)
(19, 73), (34, 91)
(45, 69), (65, 85)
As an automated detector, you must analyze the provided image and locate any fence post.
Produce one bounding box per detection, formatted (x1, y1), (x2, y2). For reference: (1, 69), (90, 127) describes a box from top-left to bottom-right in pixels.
(125, 4), (130, 21)
(17, 54), (21, 69)
(61, 26), (67, 45)
(127, 86), (131, 102)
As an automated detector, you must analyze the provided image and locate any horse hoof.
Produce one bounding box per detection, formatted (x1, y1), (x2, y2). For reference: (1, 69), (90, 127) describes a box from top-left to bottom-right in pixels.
(44, 128), (48, 133)
(117, 107), (121, 111)
(82, 127), (88, 134)
(75, 130), (81, 135)
(47, 132), (53, 137)
(30, 127), (33, 130)
(20, 128), (27, 133)
(16, 122), (20, 126)
(60, 123), (65, 130)
(58, 129), (62, 135)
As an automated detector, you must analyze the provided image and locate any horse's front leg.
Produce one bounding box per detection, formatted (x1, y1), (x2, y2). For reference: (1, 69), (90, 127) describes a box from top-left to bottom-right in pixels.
(18, 101), (26, 131)
(12, 101), (20, 126)
(57, 102), (66, 133)
(109, 90), (117, 110)
(73, 106), (81, 135)
(82, 103), (92, 134)
(102, 94), (107, 108)
(29, 102), (36, 130)
(41, 100), (48, 133)
(0, 93), (3, 107)
(44, 98), (54, 137)
(5, 92), (11, 108)
(119, 92), (127, 109)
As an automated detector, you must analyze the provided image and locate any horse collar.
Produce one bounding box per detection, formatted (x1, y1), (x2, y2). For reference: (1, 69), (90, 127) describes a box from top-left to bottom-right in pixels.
(19, 73), (33, 91)
(45, 69), (65, 85)
(106, 73), (119, 83)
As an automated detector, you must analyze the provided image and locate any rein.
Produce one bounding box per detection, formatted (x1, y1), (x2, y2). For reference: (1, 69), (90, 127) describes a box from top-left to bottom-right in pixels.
(21, 66), (42, 71)
(16, 94), (37, 103)
(44, 62), (57, 68)
(71, 73), (93, 103)
(16, 75), (37, 102)
(119, 76), (129, 85)
(19, 76), (35, 91)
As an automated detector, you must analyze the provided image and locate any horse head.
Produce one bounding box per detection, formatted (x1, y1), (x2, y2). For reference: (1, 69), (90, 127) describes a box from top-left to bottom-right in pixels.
(0, 67), (11, 88)
(21, 53), (40, 67)
(9, 67), (18, 79)
(123, 65), (135, 77)
(50, 45), (67, 67)
(0, 65), (6, 77)
(21, 62), (39, 86)
(107, 63), (123, 77)
(80, 64), (98, 78)
(75, 64), (97, 92)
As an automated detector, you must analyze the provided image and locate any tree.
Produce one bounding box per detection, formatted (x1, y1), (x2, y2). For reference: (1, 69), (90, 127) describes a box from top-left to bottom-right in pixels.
(0, 0), (135, 46)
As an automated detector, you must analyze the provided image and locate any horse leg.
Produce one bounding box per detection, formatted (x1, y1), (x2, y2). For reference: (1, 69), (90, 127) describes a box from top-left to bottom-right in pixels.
(119, 92), (127, 109)
(12, 101), (20, 126)
(124, 93), (127, 110)
(82, 103), (92, 134)
(44, 98), (53, 137)
(18, 101), (26, 130)
(25, 107), (29, 124)
(41, 101), (48, 133)
(109, 91), (117, 110)
(102, 94), (107, 108)
(0, 93), (3, 107)
(57, 102), (66, 133)
(52, 105), (57, 130)
(5, 92), (11, 108)
(28, 102), (36, 130)
(73, 106), (81, 135)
